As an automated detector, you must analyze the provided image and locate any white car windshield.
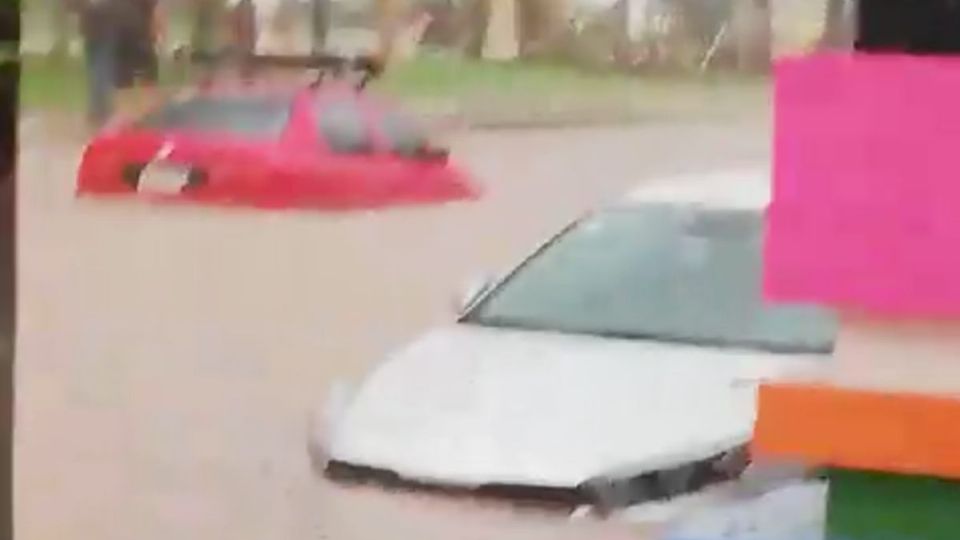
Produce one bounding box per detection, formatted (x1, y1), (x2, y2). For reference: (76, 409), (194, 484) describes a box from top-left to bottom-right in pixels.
(463, 204), (837, 354)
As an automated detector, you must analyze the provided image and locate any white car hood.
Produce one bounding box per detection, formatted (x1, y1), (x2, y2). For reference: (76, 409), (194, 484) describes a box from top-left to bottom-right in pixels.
(328, 324), (824, 488)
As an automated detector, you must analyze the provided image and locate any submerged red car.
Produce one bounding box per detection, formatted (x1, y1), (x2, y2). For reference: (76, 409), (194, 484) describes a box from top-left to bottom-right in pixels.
(77, 55), (479, 210)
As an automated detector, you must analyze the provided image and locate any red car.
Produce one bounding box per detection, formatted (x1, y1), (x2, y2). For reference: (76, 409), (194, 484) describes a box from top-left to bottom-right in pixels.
(77, 56), (478, 210)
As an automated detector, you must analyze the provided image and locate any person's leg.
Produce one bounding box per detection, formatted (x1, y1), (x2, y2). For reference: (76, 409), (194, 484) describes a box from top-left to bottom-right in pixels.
(136, 48), (161, 116)
(115, 23), (161, 122)
(112, 34), (140, 124)
(311, 0), (331, 54)
(254, 0), (275, 53)
(84, 36), (115, 129)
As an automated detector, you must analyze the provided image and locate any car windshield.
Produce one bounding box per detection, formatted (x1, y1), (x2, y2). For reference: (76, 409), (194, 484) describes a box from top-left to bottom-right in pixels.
(137, 96), (292, 138)
(463, 205), (837, 354)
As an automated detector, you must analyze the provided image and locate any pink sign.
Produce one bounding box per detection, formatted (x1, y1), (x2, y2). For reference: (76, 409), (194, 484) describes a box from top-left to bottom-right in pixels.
(765, 53), (960, 315)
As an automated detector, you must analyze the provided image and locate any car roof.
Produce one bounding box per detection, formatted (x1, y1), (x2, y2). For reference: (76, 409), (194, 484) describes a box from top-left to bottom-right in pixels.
(619, 169), (770, 211)
(164, 88), (298, 107)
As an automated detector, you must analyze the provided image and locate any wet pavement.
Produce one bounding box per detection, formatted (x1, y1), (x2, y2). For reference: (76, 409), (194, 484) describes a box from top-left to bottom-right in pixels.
(15, 118), (768, 540)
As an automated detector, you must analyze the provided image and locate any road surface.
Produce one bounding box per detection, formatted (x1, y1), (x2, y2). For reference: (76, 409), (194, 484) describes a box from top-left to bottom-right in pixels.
(15, 118), (769, 540)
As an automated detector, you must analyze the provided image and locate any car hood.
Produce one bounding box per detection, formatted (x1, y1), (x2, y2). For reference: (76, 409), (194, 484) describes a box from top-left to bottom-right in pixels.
(327, 324), (825, 488)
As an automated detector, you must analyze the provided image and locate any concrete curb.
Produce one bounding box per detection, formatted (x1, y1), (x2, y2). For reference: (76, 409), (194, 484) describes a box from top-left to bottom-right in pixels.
(417, 107), (765, 131)
(22, 101), (765, 139)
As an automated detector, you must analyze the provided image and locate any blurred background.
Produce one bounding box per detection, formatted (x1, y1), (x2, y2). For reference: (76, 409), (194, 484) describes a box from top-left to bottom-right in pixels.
(14, 2), (855, 540)
(20, 0), (855, 127)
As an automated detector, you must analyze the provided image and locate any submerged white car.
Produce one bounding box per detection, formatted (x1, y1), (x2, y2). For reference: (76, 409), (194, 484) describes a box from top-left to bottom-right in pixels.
(310, 171), (836, 510)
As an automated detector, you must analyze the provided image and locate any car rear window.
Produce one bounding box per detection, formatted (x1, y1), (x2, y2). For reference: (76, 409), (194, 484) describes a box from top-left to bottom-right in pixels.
(137, 97), (292, 138)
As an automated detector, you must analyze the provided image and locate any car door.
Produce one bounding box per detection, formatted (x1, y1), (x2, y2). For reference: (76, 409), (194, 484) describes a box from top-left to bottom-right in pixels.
(119, 96), (293, 198)
(369, 110), (459, 202)
(308, 98), (385, 206)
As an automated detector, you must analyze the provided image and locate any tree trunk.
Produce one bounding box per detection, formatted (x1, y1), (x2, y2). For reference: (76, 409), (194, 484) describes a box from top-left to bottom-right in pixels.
(755, 0), (771, 71)
(516, 0), (569, 58)
(820, 0), (854, 50)
(820, 0), (843, 48)
(49, 0), (71, 58)
(311, 0), (332, 54)
(733, 0), (770, 73)
(192, 0), (226, 54)
(375, 0), (406, 62)
(230, 0), (257, 55)
(484, 0), (517, 60)
(515, 0), (534, 55)
(459, 0), (491, 58)
(612, 0), (631, 66)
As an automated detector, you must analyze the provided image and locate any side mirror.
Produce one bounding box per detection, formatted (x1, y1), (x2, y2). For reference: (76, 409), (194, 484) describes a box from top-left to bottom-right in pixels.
(455, 274), (496, 314)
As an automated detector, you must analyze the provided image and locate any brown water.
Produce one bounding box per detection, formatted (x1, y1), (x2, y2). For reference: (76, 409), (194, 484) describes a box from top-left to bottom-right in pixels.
(16, 119), (767, 540)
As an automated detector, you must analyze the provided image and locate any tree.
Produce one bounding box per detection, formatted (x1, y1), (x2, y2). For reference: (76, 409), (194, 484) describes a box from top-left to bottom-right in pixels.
(516, 0), (569, 58)
(311, 0), (332, 54)
(375, 0), (404, 61)
(820, 0), (852, 50)
(732, 0), (770, 73)
(482, 0), (517, 60)
(49, 0), (71, 59)
(458, 0), (491, 58)
(660, 0), (735, 71)
(611, 0), (630, 66)
(192, 0), (227, 54)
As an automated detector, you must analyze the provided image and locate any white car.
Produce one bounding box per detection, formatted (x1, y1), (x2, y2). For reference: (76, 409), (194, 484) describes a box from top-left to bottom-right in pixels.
(310, 170), (836, 511)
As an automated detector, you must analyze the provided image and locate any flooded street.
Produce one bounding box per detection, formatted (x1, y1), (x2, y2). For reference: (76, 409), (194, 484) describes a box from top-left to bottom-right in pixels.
(15, 119), (768, 540)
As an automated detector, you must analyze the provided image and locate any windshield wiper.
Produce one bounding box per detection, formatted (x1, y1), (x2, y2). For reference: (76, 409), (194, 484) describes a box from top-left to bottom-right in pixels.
(582, 330), (833, 355)
(464, 317), (832, 355)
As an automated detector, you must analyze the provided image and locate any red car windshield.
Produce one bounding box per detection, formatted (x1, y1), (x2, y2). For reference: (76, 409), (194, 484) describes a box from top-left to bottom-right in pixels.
(137, 96), (292, 139)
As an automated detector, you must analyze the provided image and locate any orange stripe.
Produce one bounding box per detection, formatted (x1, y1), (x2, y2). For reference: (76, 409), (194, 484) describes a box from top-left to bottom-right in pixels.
(753, 382), (960, 479)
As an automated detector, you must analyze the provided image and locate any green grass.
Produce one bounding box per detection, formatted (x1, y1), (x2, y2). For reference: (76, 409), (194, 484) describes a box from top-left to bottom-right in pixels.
(21, 54), (191, 111)
(379, 54), (642, 100)
(21, 56), (85, 110)
(19, 52), (769, 122)
(19, 52), (648, 109)
(827, 469), (960, 540)
(379, 54), (768, 117)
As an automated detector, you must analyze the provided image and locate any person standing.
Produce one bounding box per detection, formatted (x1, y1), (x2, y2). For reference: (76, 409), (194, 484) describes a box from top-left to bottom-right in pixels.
(65, 0), (116, 129)
(192, 0), (227, 55)
(311, 0), (331, 54)
(112, 0), (163, 122)
(227, 0), (258, 81)
(268, 0), (299, 54)
(229, 0), (258, 55)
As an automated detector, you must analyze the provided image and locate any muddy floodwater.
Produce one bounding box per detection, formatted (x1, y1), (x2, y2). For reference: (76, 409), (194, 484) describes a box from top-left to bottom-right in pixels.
(15, 118), (767, 540)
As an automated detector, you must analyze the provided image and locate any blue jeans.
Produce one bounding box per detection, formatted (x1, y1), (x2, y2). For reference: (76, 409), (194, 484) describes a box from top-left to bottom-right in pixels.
(84, 36), (116, 129)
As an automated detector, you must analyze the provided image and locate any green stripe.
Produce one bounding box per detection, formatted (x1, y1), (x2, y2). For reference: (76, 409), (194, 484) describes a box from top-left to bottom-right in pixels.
(826, 469), (960, 540)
